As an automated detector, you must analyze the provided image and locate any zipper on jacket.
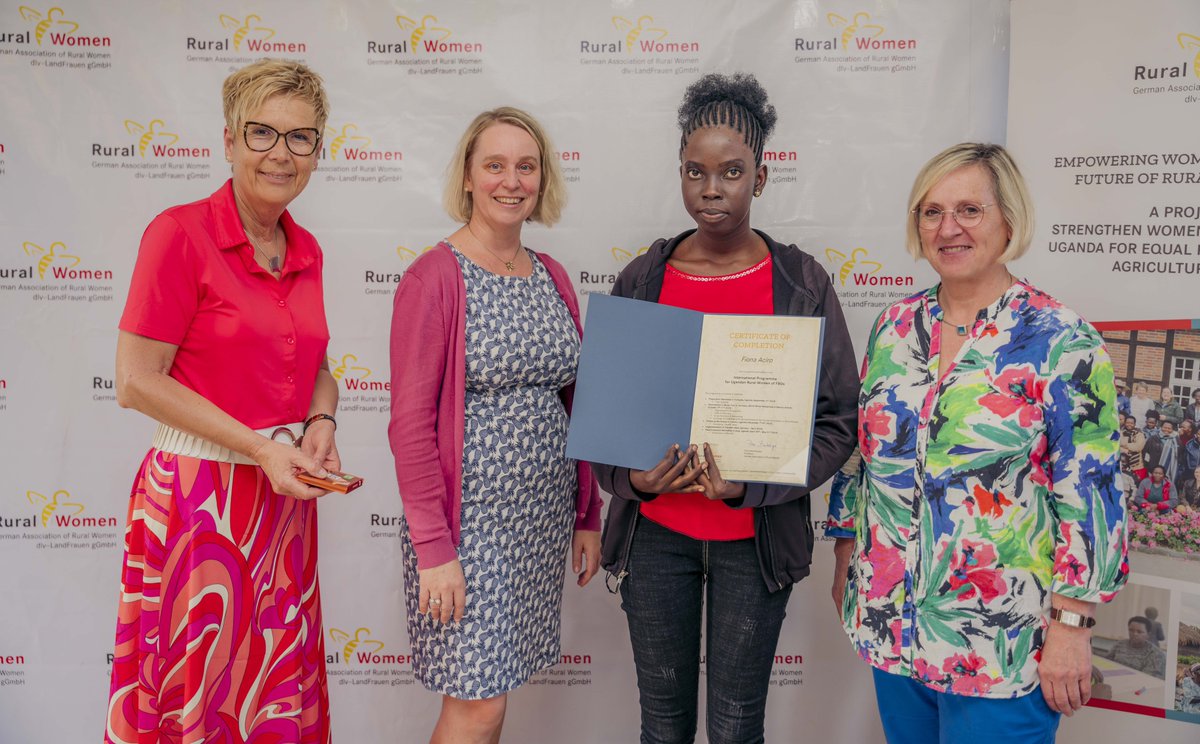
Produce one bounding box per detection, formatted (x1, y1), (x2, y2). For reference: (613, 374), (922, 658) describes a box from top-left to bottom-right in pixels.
(759, 510), (784, 592)
(607, 508), (640, 593)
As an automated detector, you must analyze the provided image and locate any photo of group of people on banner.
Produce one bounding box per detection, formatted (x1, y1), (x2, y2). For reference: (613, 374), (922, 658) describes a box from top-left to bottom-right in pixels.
(87, 48), (1185, 744)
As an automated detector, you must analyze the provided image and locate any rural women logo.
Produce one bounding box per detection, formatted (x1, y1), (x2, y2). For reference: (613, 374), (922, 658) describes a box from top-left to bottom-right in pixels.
(3, 5), (111, 49)
(24, 490), (117, 528)
(824, 247), (913, 288)
(580, 14), (699, 54)
(391, 13), (484, 53)
(322, 124), (403, 162)
(91, 118), (211, 160)
(185, 13), (307, 54)
(16, 242), (112, 281)
(794, 10), (916, 52)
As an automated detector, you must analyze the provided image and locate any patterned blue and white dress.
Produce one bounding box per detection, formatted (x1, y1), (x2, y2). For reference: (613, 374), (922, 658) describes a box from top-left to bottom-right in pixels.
(400, 246), (579, 699)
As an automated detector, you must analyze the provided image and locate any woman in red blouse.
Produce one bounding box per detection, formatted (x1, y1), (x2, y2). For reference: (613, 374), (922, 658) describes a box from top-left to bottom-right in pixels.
(592, 73), (859, 744)
(107, 60), (339, 743)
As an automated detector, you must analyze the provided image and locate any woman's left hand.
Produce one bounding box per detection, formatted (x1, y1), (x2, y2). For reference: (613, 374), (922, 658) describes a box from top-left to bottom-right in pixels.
(696, 442), (746, 501)
(572, 529), (601, 587)
(300, 418), (341, 477)
(1038, 616), (1093, 715)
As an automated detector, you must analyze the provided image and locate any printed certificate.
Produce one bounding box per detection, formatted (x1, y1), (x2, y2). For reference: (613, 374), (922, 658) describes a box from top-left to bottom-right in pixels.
(566, 294), (824, 486)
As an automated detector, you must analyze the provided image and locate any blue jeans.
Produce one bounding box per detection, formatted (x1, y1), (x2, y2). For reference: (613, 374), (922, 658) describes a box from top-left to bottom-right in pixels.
(873, 667), (1061, 744)
(619, 518), (792, 744)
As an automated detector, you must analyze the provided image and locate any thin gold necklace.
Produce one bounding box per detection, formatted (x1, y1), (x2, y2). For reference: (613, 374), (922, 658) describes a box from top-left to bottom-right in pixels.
(467, 223), (521, 272)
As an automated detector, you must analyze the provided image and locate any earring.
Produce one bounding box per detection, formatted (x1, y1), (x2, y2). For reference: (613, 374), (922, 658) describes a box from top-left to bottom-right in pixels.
(753, 188), (762, 197)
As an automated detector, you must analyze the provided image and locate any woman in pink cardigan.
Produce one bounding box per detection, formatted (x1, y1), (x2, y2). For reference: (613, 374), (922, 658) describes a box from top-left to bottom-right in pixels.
(388, 107), (603, 743)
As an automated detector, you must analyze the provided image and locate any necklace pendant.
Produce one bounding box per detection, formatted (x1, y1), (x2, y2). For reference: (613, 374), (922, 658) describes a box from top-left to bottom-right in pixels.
(954, 324), (967, 336)
(504, 260), (515, 272)
(269, 256), (281, 273)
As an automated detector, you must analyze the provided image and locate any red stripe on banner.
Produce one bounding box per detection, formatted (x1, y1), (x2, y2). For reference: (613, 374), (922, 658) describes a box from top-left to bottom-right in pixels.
(1092, 319), (1197, 331)
(1086, 698), (1167, 718)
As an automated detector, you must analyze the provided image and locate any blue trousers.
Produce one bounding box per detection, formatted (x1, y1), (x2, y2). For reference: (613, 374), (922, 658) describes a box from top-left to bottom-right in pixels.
(873, 667), (1061, 744)
(619, 518), (792, 744)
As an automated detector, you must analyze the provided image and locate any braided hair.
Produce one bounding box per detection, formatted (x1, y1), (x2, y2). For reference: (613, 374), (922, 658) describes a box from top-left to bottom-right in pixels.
(677, 73), (777, 166)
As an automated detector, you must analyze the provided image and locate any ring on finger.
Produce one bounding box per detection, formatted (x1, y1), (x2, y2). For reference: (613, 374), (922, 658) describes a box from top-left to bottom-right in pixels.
(430, 597), (443, 607)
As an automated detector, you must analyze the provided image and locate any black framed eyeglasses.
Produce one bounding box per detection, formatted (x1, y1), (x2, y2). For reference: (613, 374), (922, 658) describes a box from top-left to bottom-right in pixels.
(242, 121), (321, 156)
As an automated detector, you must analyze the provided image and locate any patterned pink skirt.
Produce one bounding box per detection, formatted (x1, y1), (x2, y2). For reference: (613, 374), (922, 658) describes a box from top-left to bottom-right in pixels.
(105, 449), (330, 743)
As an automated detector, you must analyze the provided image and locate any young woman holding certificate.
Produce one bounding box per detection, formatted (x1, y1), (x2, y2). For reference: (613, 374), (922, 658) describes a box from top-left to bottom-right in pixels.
(592, 73), (859, 744)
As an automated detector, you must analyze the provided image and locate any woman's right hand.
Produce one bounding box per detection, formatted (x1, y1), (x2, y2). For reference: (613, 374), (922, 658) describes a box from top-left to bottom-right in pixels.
(251, 437), (330, 500)
(629, 444), (705, 494)
(418, 559), (467, 625)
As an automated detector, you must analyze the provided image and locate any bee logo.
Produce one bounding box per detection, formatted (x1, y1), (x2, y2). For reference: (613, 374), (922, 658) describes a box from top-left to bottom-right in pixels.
(329, 627), (385, 664)
(18, 6), (78, 45)
(324, 124), (372, 161)
(23, 241), (81, 279)
(611, 246), (650, 263)
(396, 14), (451, 50)
(327, 353), (372, 382)
(124, 119), (179, 158)
(827, 12), (885, 48)
(1178, 33), (1200, 78)
(825, 247), (882, 285)
(397, 245), (437, 261)
(27, 490), (84, 528)
(219, 14), (275, 51)
(612, 15), (668, 53)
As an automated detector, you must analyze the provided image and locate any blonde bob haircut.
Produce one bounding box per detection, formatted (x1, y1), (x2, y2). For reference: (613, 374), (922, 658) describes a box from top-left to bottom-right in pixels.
(905, 142), (1034, 263)
(443, 107), (566, 227)
(222, 59), (330, 138)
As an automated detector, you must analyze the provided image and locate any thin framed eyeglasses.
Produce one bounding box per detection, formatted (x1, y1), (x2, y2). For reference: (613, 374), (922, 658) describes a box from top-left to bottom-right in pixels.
(242, 121), (321, 156)
(912, 203), (993, 230)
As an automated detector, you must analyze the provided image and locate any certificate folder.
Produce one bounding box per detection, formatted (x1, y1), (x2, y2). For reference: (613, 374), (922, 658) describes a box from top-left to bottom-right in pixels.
(566, 293), (824, 486)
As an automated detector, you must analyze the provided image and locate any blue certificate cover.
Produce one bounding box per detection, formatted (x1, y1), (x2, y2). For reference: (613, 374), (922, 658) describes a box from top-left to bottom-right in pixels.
(566, 294), (701, 471)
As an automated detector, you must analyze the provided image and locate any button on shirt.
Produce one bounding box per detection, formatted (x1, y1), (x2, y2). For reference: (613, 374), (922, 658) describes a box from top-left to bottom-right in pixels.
(826, 281), (1128, 698)
(119, 180), (329, 429)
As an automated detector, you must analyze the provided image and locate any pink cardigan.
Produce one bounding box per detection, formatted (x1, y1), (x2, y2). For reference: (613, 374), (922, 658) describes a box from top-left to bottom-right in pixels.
(388, 243), (603, 569)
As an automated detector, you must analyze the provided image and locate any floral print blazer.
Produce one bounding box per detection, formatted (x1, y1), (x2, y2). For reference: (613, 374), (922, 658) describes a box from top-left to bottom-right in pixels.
(827, 280), (1128, 698)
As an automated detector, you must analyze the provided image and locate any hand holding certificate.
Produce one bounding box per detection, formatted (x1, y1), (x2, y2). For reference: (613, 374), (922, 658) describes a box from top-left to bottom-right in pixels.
(566, 294), (824, 486)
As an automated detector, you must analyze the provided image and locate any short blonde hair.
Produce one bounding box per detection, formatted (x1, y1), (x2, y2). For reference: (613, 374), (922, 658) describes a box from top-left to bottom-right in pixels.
(905, 143), (1034, 262)
(222, 59), (329, 136)
(443, 107), (566, 227)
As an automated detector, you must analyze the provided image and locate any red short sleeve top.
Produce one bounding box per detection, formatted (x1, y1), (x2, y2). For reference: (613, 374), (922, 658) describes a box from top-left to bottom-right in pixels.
(119, 180), (329, 429)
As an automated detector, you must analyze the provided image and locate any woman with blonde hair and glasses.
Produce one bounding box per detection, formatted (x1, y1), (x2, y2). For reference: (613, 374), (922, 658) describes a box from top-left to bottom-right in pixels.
(827, 143), (1128, 743)
(389, 107), (603, 743)
(107, 59), (338, 742)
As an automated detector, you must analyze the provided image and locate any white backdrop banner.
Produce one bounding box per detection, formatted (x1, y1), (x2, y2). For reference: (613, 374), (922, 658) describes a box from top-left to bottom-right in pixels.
(6, 1), (1190, 742)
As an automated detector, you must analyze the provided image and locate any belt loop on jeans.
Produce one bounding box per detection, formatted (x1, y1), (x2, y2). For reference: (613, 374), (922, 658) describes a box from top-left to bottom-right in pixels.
(150, 421), (303, 465)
